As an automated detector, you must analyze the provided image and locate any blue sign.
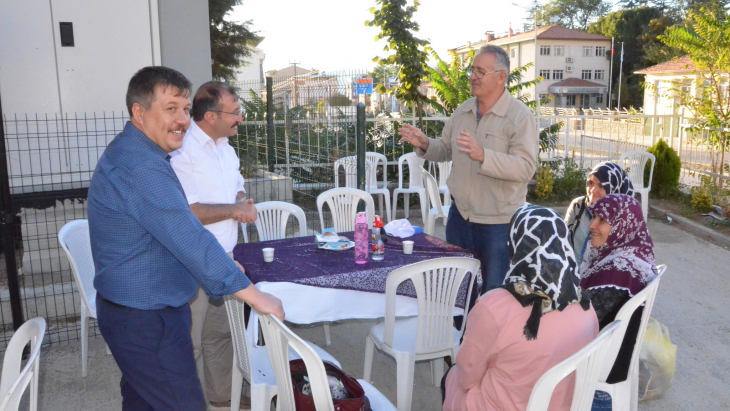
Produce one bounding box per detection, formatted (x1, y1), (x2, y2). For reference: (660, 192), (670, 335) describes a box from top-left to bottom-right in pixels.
(354, 78), (373, 95)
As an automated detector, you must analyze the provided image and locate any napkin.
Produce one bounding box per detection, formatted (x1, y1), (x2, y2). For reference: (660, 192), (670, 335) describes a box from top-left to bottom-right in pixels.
(384, 219), (423, 238)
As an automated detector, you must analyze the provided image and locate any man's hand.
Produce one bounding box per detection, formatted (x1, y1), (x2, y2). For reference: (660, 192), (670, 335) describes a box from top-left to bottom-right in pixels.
(398, 124), (429, 151)
(234, 284), (285, 321)
(231, 196), (257, 224)
(456, 130), (485, 163)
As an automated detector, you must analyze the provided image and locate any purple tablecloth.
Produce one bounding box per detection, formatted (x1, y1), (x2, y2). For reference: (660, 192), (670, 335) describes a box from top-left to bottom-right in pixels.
(233, 232), (480, 308)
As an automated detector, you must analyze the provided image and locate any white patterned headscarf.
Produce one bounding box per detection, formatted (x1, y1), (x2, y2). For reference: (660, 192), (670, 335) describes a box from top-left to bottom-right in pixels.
(503, 204), (591, 341)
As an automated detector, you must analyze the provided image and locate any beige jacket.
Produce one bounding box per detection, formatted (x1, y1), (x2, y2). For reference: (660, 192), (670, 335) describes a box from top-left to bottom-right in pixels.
(416, 90), (538, 224)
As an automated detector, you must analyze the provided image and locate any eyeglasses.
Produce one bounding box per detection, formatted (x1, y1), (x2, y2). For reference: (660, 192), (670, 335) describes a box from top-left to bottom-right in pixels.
(214, 110), (242, 117)
(467, 68), (503, 79)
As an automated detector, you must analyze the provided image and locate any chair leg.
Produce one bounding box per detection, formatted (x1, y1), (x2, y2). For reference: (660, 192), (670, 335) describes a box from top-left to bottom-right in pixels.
(395, 356), (416, 411)
(231, 355), (244, 411)
(323, 323), (331, 346)
(105, 343), (111, 355)
(363, 336), (376, 381)
(641, 191), (649, 220)
(430, 358), (444, 387)
(404, 193), (410, 218)
(419, 192), (427, 224)
(393, 192), (400, 220)
(426, 213), (435, 236)
(81, 306), (89, 378)
(384, 192), (392, 222)
(378, 194), (384, 218)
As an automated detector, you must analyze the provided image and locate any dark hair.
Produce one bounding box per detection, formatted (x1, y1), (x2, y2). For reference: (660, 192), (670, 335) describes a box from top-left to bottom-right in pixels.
(126, 66), (192, 116)
(478, 45), (510, 73)
(191, 82), (240, 121)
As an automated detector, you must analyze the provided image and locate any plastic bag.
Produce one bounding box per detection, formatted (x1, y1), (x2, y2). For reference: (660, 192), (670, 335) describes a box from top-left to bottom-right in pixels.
(638, 318), (677, 401)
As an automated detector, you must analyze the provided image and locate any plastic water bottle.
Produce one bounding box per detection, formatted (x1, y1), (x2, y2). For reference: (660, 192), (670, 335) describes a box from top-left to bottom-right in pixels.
(371, 215), (385, 261)
(354, 212), (369, 264)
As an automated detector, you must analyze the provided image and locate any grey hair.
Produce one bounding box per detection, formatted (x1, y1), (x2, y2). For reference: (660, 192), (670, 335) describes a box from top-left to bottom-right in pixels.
(478, 45), (510, 74)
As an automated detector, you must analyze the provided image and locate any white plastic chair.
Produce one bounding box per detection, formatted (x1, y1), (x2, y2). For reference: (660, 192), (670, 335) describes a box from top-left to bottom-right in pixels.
(258, 313), (397, 411)
(58, 219), (110, 377)
(363, 257), (480, 411)
(250, 201), (308, 241)
(0, 317), (46, 411)
(392, 153), (427, 220)
(224, 296), (343, 411)
(420, 167), (450, 235)
(525, 320), (623, 411)
(593, 264), (666, 411)
(436, 161), (452, 207)
(619, 151), (655, 219)
(366, 152), (392, 222)
(334, 155), (372, 190)
(317, 187), (376, 232)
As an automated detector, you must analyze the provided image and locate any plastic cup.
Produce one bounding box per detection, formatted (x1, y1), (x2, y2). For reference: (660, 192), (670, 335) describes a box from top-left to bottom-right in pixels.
(262, 247), (275, 262)
(402, 241), (414, 255)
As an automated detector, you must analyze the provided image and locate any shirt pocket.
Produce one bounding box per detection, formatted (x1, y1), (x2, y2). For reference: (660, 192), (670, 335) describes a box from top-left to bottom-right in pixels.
(485, 133), (510, 154)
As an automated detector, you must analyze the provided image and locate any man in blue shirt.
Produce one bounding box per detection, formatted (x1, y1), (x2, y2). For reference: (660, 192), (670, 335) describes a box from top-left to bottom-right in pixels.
(87, 66), (284, 411)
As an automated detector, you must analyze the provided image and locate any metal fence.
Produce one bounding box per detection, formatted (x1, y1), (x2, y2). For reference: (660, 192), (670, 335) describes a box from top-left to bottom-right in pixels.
(2, 71), (729, 351)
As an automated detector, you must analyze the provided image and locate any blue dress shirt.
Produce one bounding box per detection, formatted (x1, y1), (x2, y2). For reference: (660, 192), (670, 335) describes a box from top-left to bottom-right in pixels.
(87, 122), (251, 310)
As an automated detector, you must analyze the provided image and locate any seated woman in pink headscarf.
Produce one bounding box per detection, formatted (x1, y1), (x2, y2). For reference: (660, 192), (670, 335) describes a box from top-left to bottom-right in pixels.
(442, 204), (599, 411)
(579, 193), (659, 384)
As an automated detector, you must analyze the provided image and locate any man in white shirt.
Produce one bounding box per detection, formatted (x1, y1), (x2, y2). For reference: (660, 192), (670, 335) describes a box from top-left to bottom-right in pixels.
(170, 82), (255, 410)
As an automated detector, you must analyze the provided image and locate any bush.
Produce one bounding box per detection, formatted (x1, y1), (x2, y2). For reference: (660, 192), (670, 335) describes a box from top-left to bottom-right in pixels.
(535, 166), (555, 200)
(691, 185), (713, 213)
(646, 139), (681, 198)
(551, 157), (589, 200)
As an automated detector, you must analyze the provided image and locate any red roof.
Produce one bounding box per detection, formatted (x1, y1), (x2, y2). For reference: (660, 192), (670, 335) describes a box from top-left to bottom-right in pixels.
(634, 56), (694, 75)
(550, 78), (607, 88)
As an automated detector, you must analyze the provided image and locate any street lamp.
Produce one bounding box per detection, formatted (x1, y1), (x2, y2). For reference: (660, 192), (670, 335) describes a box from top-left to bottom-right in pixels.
(513, 2), (540, 136)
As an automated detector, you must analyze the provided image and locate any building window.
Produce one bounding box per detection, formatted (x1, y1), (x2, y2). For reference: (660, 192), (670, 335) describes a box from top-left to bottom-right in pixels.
(540, 45), (551, 56)
(539, 69), (551, 79)
(511, 48), (516, 58)
(554, 46), (564, 56)
(566, 95), (577, 106)
(594, 70), (605, 80)
(581, 70), (592, 80)
(596, 94), (604, 104)
(582, 46), (593, 57)
(595, 46), (606, 57)
(553, 70), (563, 80)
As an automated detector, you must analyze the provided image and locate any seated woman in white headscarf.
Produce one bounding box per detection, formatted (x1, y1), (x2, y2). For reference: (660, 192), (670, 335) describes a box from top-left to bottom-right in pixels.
(442, 204), (599, 411)
(580, 193), (659, 385)
(565, 162), (634, 265)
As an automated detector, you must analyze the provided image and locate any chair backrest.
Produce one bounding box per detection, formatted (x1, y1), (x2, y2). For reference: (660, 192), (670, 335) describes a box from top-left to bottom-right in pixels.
(526, 320), (622, 411)
(0, 317), (46, 411)
(224, 295), (253, 382)
(619, 151), (655, 190)
(255, 201), (308, 241)
(258, 313), (336, 411)
(436, 161), (452, 188)
(58, 219), (97, 316)
(317, 188), (375, 232)
(421, 167), (445, 216)
(365, 152), (388, 190)
(334, 156), (372, 190)
(397, 152), (426, 189)
(597, 264), (666, 381)
(383, 257), (480, 355)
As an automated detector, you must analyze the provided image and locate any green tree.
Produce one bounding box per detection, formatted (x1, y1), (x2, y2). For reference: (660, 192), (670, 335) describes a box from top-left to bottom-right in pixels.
(535, 0), (612, 30)
(366, 0), (431, 126)
(639, 16), (685, 67)
(210, 0), (260, 81)
(661, 7), (730, 178)
(328, 93), (353, 107)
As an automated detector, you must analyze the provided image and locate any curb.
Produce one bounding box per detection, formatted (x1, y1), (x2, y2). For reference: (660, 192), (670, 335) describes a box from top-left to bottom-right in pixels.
(649, 204), (730, 248)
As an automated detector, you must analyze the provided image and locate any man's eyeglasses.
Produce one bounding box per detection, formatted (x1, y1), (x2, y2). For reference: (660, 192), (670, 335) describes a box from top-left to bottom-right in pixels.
(467, 68), (503, 79)
(214, 110), (242, 117)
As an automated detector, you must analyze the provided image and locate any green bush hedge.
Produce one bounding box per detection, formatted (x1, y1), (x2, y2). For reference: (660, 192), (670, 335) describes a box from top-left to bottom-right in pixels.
(646, 139), (681, 198)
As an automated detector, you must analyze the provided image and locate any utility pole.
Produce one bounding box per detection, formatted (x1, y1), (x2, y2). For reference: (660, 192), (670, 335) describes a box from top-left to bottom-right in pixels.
(289, 60), (300, 108)
(608, 37), (614, 110)
(617, 43), (624, 111)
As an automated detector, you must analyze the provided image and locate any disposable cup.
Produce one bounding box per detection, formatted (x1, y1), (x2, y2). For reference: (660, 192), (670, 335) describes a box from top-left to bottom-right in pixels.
(262, 247), (275, 262)
(402, 241), (414, 255)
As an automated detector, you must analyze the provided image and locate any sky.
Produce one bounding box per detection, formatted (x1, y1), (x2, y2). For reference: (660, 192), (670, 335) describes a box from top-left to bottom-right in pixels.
(229, 0), (540, 74)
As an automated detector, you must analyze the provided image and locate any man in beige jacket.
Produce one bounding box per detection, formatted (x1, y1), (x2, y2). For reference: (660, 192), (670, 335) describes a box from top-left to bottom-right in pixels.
(399, 45), (538, 292)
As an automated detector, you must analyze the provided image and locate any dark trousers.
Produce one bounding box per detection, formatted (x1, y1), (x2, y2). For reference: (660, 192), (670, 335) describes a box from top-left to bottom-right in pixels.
(97, 295), (206, 411)
(445, 204), (510, 294)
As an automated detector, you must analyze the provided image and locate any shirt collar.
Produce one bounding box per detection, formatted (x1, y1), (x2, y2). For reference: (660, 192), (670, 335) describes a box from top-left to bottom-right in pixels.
(125, 121), (169, 160)
(189, 121), (229, 147)
(471, 89), (511, 118)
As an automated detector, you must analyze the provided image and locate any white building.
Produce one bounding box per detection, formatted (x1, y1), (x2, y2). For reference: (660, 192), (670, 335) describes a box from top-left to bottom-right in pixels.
(450, 26), (612, 109)
(232, 37), (266, 92)
(634, 55), (696, 116)
(0, 0), (212, 116)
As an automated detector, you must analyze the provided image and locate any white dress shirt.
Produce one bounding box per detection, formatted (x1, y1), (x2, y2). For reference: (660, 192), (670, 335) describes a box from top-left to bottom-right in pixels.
(170, 121), (245, 253)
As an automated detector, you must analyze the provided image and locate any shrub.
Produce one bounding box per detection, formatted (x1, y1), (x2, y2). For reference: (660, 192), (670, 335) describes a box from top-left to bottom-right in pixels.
(646, 139), (681, 198)
(551, 157), (589, 200)
(535, 166), (555, 200)
(691, 185), (713, 212)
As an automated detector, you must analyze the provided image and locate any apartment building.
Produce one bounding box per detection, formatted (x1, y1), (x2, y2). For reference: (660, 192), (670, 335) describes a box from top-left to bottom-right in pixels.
(450, 26), (612, 109)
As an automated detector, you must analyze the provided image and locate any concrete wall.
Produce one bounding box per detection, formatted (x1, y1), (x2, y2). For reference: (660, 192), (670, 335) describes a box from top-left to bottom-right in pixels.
(158, 0), (212, 93)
